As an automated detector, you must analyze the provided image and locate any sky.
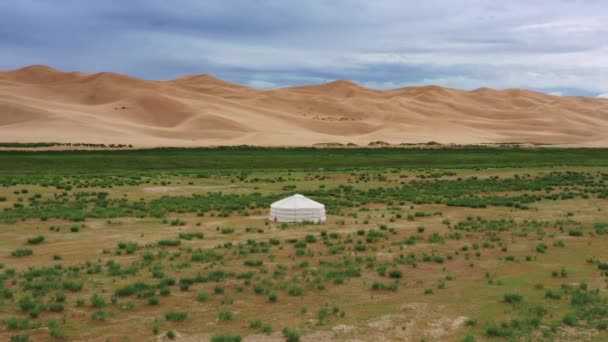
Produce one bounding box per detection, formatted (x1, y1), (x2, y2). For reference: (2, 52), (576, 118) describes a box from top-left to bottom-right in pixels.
(1, 0), (607, 97)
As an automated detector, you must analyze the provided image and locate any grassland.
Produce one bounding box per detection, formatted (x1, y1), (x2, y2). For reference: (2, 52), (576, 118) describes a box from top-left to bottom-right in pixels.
(0, 148), (607, 341)
(2, 147), (608, 174)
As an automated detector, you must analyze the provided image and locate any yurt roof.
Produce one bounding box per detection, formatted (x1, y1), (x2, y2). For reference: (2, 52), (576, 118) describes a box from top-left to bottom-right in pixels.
(270, 194), (324, 209)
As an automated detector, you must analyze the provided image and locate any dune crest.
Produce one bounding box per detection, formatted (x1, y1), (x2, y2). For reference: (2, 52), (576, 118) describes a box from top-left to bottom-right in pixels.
(1, 65), (607, 147)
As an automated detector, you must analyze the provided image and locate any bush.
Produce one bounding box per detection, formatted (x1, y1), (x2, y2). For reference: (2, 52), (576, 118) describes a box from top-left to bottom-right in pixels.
(221, 227), (235, 234)
(90, 293), (106, 308)
(179, 232), (204, 240)
(244, 259), (263, 266)
(165, 311), (188, 322)
(544, 289), (561, 300)
(562, 312), (577, 326)
(462, 335), (476, 342)
(485, 324), (513, 337)
(48, 319), (66, 338)
(63, 281), (83, 292)
(288, 286), (303, 296)
(283, 328), (301, 342)
(371, 281), (398, 292)
(535, 243), (548, 254)
(503, 293), (523, 303)
(10, 334), (30, 342)
(91, 310), (110, 321)
(218, 310), (233, 321)
(158, 239), (181, 247)
(148, 296), (160, 305)
(49, 302), (64, 312)
(197, 292), (209, 302)
(211, 335), (242, 342)
(11, 249), (33, 257)
(428, 233), (444, 243)
(3, 317), (41, 330)
(26, 236), (44, 245)
(388, 270), (402, 279)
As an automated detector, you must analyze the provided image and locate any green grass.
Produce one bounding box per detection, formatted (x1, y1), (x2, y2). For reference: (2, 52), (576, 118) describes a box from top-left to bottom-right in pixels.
(1, 147), (608, 174)
(0, 147), (607, 341)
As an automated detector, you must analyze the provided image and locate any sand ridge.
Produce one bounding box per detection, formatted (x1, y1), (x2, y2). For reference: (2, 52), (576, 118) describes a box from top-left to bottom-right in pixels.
(1, 65), (607, 147)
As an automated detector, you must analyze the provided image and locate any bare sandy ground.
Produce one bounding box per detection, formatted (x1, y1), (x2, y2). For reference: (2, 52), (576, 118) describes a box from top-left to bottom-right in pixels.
(1, 65), (607, 147)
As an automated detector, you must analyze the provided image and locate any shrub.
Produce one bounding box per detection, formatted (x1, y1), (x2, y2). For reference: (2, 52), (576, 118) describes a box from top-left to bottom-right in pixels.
(551, 267), (568, 278)
(197, 292), (209, 302)
(91, 310), (110, 321)
(49, 302), (64, 312)
(117, 241), (138, 254)
(371, 281), (398, 292)
(90, 293), (106, 308)
(428, 233), (444, 243)
(288, 286), (303, 296)
(221, 227), (235, 234)
(244, 259), (263, 266)
(3, 317), (41, 330)
(462, 335), (476, 342)
(562, 312), (577, 326)
(544, 289), (561, 300)
(165, 311), (188, 322)
(148, 296), (160, 305)
(11, 249), (33, 257)
(218, 310), (233, 321)
(48, 319), (66, 338)
(179, 232), (204, 240)
(485, 324), (513, 337)
(535, 243), (548, 254)
(283, 328), (301, 342)
(63, 281), (83, 292)
(26, 236), (44, 245)
(158, 239), (181, 247)
(211, 335), (242, 342)
(317, 306), (329, 325)
(388, 270), (402, 279)
(10, 334), (30, 342)
(503, 293), (523, 304)
(167, 330), (176, 339)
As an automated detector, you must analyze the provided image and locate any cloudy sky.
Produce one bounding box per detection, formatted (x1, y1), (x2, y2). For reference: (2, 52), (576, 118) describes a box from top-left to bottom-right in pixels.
(1, 0), (607, 96)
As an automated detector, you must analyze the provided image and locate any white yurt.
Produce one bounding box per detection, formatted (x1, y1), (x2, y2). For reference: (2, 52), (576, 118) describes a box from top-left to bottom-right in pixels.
(269, 194), (326, 223)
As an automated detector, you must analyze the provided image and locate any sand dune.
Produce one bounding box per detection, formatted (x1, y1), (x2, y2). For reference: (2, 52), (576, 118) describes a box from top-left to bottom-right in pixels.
(1, 65), (607, 147)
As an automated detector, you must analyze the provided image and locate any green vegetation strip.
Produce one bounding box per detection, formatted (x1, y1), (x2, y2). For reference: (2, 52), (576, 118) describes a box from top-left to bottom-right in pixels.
(2, 147), (608, 174)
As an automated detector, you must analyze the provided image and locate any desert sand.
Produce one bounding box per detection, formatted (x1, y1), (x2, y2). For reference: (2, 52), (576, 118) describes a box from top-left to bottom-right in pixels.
(1, 65), (607, 147)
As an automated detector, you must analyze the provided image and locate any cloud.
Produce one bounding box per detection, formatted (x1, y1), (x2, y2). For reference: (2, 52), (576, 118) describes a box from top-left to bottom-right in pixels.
(0, 0), (607, 95)
(598, 94), (608, 98)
